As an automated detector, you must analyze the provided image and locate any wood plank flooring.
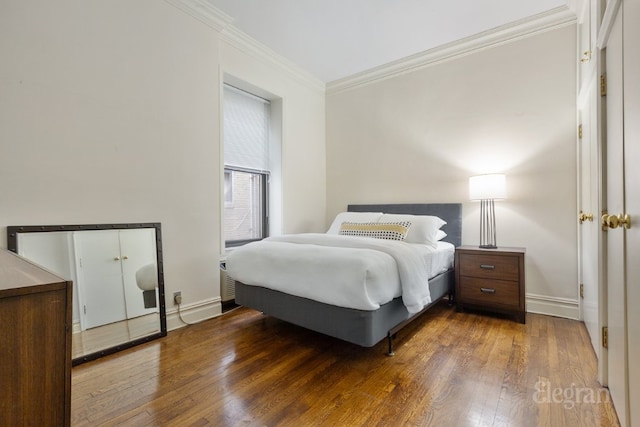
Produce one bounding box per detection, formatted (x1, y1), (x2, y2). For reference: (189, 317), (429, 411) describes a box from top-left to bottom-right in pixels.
(71, 302), (620, 426)
(72, 313), (160, 359)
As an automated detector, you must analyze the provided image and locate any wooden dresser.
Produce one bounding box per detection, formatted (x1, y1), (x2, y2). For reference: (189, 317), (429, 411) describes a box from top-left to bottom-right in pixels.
(455, 246), (526, 323)
(0, 250), (72, 426)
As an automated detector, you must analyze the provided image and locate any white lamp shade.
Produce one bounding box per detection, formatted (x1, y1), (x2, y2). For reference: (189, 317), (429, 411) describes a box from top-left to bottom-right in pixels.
(135, 263), (158, 291)
(469, 174), (507, 201)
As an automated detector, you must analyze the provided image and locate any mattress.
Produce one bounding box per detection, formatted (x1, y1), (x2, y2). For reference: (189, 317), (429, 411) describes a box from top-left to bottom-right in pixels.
(416, 241), (455, 278)
(226, 234), (454, 313)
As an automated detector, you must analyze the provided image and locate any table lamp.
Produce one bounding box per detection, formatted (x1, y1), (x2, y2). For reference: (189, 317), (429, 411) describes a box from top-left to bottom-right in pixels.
(469, 174), (506, 249)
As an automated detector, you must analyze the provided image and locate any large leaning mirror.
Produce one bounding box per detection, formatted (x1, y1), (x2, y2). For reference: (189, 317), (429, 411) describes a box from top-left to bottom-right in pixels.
(7, 223), (167, 365)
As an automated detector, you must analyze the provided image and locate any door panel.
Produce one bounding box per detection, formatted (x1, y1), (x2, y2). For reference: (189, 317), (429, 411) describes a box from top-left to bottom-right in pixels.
(578, 1), (591, 87)
(605, 7), (628, 426)
(579, 85), (601, 359)
(119, 229), (158, 319)
(623, 0), (640, 424)
(74, 230), (127, 329)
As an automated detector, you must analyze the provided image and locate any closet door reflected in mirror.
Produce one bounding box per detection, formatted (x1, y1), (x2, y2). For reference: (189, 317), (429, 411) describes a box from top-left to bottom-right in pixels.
(7, 223), (167, 365)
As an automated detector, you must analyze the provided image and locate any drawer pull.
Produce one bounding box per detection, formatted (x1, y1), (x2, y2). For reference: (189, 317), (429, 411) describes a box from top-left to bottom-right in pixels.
(480, 264), (495, 270)
(480, 288), (496, 294)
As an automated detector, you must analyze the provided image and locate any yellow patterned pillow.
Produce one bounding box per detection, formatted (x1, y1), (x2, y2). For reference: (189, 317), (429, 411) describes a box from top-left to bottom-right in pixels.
(339, 221), (412, 241)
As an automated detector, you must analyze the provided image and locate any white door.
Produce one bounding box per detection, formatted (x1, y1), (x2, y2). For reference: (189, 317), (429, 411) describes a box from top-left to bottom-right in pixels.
(74, 230), (127, 329)
(119, 228), (158, 319)
(622, 0), (640, 423)
(578, 84), (602, 369)
(577, 0), (591, 88)
(604, 5), (629, 425)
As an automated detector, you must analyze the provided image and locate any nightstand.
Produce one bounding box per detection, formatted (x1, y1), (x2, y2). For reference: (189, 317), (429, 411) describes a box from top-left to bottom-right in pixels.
(455, 246), (526, 323)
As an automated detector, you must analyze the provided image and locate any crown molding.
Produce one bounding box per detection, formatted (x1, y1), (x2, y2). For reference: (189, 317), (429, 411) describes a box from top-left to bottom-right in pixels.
(326, 6), (577, 95)
(164, 1), (574, 95)
(165, 0), (325, 94)
(219, 25), (325, 93)
(164, 0), (233, 32)
(566, 0), (581, 15)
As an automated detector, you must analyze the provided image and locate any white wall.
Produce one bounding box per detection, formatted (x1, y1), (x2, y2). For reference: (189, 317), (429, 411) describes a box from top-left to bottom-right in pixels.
(0, 0), (326, 327)
(326, 25), (579, 317)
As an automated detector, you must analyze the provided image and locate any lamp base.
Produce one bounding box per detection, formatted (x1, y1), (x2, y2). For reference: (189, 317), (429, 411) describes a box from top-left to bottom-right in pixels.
(479, 199), (498, 249)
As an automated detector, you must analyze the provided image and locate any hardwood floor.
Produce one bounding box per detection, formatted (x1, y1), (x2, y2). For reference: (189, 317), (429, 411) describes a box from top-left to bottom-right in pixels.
(72, 313), (160, 359)
(71, 302), (620, 426)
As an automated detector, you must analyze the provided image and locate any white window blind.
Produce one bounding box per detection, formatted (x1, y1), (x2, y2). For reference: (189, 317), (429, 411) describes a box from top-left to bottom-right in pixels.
(223, 84), (270, 172)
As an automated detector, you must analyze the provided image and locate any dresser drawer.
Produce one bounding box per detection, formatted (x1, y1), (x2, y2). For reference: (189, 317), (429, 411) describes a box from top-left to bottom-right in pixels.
(458, 253), (520, 281)
(458, 277), (520, 307)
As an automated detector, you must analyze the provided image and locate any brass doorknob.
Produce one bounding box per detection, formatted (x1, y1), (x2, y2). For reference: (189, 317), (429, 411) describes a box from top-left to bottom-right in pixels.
(618, 213), (631, 229)
(579, 211), (594, 224)
(603, 213), (632, 230)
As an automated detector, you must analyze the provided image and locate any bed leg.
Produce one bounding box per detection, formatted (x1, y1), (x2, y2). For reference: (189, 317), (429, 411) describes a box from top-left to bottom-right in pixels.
(387, 333), (395, 357)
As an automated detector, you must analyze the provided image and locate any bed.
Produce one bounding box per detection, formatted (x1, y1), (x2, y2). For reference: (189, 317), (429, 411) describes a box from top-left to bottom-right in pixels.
(228, 203), (461, 355)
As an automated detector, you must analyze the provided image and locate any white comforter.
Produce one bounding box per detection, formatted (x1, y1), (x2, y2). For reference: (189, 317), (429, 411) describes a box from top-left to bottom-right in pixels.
(226, 233), (433, 314)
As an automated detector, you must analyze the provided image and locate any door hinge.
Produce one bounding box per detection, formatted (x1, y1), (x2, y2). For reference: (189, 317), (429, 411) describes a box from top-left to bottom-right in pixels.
(580, 283), (584, 298)
(578, 124), (583, 139)
(600, 74), (607, 97)
(83, 305), (87, 315)
(602, 326), (608, 348)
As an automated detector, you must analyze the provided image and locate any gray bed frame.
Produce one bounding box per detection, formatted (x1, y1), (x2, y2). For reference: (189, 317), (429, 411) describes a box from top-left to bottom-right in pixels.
(235, 203), (462, 355)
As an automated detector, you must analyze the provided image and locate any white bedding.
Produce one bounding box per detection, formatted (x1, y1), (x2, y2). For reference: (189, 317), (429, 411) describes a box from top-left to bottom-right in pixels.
(226, 233), (454, 314)
(417, 241), (455, 278)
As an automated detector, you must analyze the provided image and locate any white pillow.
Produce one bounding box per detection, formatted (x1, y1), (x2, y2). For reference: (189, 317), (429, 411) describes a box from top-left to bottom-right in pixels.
(327, 212), (383, 234)
(436, 230), (447, 241)
(378, 214), (446, 247)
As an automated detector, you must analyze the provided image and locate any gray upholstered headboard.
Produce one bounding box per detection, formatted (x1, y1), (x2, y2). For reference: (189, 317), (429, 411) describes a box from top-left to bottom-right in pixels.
(347, 203), (462, 248)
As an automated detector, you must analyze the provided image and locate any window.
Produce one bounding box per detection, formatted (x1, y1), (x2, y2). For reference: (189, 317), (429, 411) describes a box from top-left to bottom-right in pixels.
(223, 170), (233, 206)
(223, 84), (271, 247)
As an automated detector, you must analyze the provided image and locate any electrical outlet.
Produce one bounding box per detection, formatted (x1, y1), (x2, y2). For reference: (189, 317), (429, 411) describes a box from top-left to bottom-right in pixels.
(173, 291), (182, 305)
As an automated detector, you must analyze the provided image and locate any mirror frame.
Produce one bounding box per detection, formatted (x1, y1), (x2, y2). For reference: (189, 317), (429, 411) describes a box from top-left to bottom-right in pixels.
(7, 222), (167, 365)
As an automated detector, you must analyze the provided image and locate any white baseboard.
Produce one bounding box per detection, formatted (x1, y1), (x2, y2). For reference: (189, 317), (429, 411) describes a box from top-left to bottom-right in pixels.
(164, 294), (579, 330)
(526, 293), (580, 320)
(166, 297), (222, 331)
(72, 322), (81, 334)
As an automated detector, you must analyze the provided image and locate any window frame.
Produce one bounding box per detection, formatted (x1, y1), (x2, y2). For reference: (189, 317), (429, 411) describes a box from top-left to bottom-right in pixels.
(223, 165), (269, 248)
(221, 77), (283, 251)
(224, 170), (233, 207)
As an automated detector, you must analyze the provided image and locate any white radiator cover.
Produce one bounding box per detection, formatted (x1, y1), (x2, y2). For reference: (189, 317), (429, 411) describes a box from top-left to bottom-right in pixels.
(220, 262), (236, 302)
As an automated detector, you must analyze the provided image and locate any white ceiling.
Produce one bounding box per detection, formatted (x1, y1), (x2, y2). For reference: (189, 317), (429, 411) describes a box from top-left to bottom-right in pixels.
(206, 0), (569, 83)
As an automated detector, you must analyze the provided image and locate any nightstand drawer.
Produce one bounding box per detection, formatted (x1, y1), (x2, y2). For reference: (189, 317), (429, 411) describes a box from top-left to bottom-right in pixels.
(459, 277), (520, 307)
(458, 253), (519, 281)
